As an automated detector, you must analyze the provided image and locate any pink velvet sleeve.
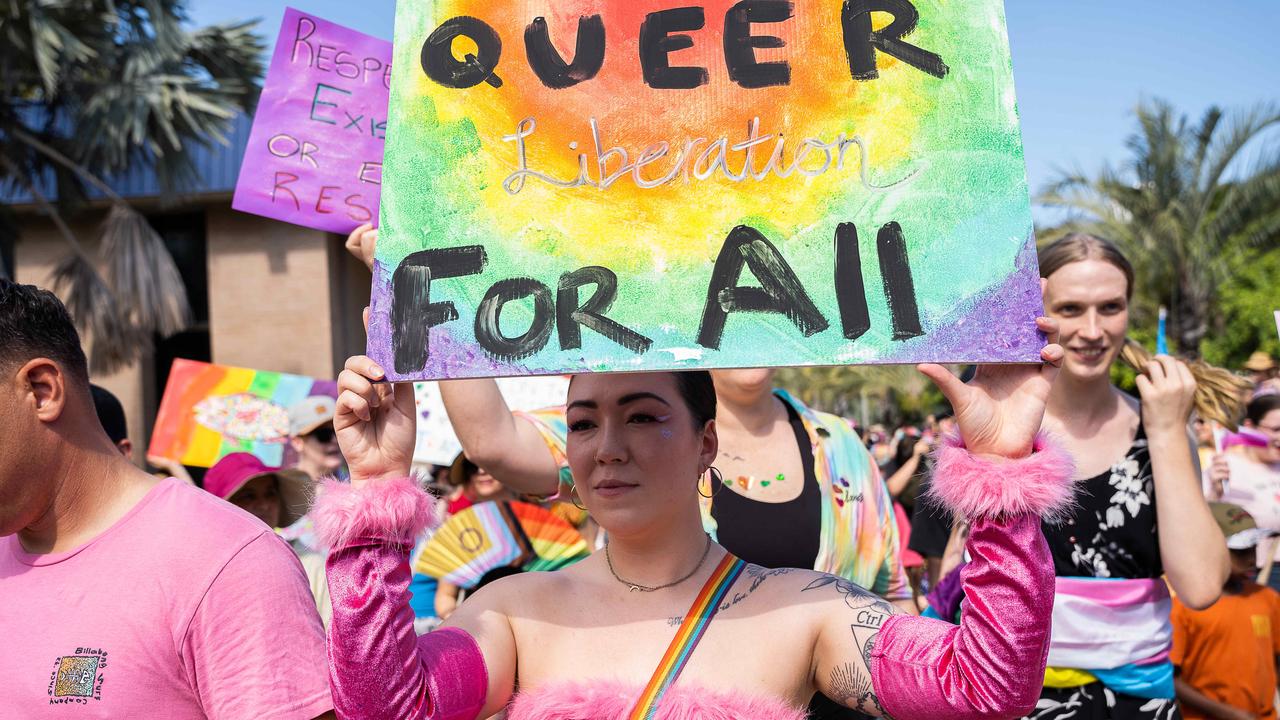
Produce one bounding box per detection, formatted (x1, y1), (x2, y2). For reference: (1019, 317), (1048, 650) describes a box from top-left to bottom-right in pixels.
(314, 477), (488, 720)
(869, 435), (1074, 720)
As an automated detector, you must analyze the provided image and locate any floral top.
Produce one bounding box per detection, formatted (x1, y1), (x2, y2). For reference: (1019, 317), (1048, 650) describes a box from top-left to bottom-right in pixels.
(1042, 422), (1162, 579)
(515, 390), (910, 600)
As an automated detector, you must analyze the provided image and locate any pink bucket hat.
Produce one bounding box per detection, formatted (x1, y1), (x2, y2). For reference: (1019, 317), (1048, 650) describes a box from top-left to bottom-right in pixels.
(204, 453), (313, 527)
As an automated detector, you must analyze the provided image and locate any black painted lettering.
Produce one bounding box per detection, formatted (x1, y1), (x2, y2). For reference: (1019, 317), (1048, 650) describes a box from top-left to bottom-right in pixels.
(421, 16), (504, 89)
(834, 222), (870, 340)
(724, 1), (794, 89)
(697, 225), (828, 349)
(557, 266), (653, 353)
(842, 0), (948, 81)
(475, 278), (555, 361)
(391, 246), (488, 374)
(639, 7), (710, 90)
(525, 15), (606, 89)
(876, 222), (924, 340)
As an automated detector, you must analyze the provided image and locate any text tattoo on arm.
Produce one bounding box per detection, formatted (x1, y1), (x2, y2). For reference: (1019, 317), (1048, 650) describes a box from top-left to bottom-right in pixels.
(804, 576), (897, 718)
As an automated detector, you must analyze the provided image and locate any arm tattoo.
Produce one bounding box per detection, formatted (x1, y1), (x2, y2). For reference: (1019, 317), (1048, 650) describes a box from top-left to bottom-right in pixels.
(801, 576), (899, 617)
(829, 656), (893, 718)
(806, 576), (897, 718)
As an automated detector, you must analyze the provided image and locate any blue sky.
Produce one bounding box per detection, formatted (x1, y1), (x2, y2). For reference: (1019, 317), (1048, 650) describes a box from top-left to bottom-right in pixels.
(190, 1), (1280, 222)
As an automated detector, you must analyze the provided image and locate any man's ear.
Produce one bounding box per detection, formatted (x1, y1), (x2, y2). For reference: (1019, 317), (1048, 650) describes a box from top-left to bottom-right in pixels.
(290, 435), (306, 454)
(22, 358), (69, 424)
(116, 438), (134, 458)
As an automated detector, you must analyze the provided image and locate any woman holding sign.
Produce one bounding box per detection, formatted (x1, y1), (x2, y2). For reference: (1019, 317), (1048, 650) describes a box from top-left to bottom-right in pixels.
(310, 320), (1074, 719)
(348, 223), (912, 618)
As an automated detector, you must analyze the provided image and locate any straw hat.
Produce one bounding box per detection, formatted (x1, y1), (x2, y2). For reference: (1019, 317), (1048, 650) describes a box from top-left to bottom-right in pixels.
(1244, 352), (1277, 373)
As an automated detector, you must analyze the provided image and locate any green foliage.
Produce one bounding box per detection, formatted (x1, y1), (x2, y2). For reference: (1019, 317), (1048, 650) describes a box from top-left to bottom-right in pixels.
(776, 365), (948, 427)
(0, 1), (264, 372)
(1040, 99), (1280, 358)
(1200, 245), (1280, 368)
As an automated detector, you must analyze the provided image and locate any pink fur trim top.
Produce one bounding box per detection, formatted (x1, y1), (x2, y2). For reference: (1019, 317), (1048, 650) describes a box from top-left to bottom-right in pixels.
(927, 432), (1077, 521)
(311, 476), (438, 550)
(506, 681), (806, 720)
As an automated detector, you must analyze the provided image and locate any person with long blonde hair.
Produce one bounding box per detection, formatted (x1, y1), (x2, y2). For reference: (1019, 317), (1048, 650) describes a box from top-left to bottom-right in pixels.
(1029, 233), (1231, 720)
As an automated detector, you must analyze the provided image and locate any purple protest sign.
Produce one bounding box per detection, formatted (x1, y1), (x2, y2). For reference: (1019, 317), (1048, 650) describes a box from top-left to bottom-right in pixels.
(232, 8), (390, 234)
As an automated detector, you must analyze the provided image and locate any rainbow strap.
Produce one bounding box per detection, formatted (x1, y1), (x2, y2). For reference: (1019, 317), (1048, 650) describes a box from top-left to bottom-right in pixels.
(628, 553), (748, 720)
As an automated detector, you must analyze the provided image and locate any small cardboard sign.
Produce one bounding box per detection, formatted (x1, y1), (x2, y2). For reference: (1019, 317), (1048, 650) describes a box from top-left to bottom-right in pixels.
(232, 8), (391, 233)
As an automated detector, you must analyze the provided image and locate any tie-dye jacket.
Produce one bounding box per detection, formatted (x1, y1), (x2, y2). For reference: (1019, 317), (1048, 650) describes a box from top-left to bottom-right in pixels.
(516, 389), (909, 600)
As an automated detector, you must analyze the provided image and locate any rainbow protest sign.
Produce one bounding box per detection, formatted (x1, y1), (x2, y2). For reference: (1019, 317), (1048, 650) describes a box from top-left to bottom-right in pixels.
(148, 359), (338, 468)
(370, 0), (1043, 380)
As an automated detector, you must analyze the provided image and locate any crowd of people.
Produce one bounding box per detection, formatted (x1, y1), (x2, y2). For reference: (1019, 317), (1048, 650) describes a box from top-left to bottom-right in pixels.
(2, 230), (1279, 720)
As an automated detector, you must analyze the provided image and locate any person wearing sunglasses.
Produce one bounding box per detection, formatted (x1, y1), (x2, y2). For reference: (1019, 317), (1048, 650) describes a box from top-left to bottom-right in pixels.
(290, 396), (347, 482)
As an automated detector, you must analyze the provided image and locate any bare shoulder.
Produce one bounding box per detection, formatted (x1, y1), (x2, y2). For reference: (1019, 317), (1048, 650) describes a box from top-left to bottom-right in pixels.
(459, 561), (592, 620)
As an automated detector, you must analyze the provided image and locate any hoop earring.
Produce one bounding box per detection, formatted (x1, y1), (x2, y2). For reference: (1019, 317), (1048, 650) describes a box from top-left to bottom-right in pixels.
(569, 484), (587, 511)
(699, 467), (724, 499)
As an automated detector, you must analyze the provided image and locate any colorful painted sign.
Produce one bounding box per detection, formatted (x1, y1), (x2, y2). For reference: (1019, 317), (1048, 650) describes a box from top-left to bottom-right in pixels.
(149, 359), (338, 468)
(414, 375), (570, 465)
(232, 8), (391, 234)
(369, 0), (1043, 380)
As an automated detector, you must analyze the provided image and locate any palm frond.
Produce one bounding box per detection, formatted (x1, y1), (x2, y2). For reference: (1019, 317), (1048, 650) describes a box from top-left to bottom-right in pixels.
(98, 203), (191, 337)
(50, 251), (143, 372)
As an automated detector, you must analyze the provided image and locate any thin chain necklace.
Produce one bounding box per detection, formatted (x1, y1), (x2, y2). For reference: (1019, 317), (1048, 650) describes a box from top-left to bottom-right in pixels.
(605, 534), (713, 593)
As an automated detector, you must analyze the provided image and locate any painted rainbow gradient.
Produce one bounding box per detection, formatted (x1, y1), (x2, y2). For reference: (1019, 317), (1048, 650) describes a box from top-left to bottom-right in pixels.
(148, 359), (338, 468)
(370, 0), (1043, 380)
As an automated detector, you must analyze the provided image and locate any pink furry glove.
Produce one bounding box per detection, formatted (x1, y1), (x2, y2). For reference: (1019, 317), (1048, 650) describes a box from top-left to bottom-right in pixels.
(872, 436), (1075, 720)
(312, 477), (488, 720)
(926, 432), (1076, 522)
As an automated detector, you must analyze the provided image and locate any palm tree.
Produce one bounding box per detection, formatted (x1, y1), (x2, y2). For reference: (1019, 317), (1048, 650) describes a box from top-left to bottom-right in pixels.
(1040, 99), (1280, 357)
(1, 0), (263, 372)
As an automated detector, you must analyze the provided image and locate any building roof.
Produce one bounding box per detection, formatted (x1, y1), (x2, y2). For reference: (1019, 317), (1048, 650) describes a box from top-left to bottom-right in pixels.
(2, 112), (252, 206)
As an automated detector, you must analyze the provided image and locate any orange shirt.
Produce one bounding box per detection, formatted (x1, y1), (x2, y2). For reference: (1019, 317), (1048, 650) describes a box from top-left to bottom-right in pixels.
(1172, 582), (1280, 720)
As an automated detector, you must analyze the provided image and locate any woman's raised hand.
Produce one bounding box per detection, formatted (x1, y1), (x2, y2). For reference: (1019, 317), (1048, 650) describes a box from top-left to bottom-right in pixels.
(335, 355), (416, 486)
(344, 222), (377, 271)
(918, 317), (1064, 458)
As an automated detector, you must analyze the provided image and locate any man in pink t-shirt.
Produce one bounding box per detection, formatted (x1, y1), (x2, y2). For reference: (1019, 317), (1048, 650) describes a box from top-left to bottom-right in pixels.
(0, 279), (334, 719)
